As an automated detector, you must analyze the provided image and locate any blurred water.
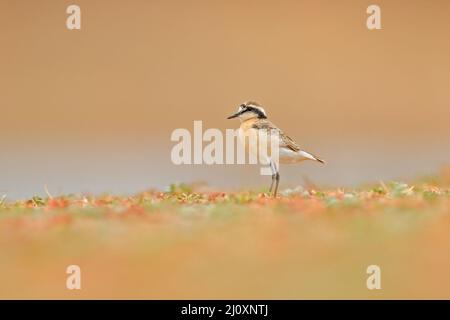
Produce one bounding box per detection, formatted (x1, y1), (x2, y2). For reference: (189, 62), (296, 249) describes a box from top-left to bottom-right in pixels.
(1, 143), (448, 200)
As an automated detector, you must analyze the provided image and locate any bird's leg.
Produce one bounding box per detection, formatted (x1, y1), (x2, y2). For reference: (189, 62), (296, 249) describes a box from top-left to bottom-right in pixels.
(269, 174), (275, 194)
(269, 161), (279, 198)
(273, 172), (280, 198)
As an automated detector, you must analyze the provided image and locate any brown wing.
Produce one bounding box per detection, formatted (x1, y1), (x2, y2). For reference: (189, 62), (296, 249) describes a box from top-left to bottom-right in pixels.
(280, 133), (301, 152)
(252, 119), (301, 152)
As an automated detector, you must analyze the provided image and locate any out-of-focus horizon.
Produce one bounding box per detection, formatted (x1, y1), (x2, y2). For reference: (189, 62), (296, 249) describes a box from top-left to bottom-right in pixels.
(1, 0), (450, 199)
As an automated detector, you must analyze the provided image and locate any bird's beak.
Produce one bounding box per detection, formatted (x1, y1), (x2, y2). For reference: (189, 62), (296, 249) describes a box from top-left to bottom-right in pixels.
(227, 112), (240, 119)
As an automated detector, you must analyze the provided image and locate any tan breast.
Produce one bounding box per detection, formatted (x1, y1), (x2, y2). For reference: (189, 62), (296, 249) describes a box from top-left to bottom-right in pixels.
(239, 118), (259, 132)
(239, 118), (280, 161)
(238, 118), (259, 155)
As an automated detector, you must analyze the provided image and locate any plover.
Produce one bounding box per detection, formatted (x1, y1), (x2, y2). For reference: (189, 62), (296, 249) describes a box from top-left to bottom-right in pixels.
(227, 101), (325, 197)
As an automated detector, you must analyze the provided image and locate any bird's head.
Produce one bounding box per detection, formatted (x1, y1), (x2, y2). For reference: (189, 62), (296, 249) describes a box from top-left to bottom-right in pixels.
(227, 101), (267, 121)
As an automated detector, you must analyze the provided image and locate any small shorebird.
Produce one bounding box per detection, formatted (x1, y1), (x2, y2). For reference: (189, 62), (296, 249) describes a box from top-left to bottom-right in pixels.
(227, 101), (325, 197)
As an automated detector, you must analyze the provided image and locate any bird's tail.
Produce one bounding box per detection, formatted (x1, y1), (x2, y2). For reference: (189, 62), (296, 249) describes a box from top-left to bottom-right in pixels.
(299, 150), (325, 164)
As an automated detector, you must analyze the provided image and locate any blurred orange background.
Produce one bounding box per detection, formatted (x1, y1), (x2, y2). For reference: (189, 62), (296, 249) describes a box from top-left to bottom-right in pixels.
(1, 0), (450, 199)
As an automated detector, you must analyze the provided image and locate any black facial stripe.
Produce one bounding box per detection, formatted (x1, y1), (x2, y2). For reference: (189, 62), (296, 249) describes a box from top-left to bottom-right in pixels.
(236, 108), (247, 116)
(244, 106), (267, 119)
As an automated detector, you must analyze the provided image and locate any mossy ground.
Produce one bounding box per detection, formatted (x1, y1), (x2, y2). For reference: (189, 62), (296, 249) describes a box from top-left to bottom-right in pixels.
(1, 177), (450, 299)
